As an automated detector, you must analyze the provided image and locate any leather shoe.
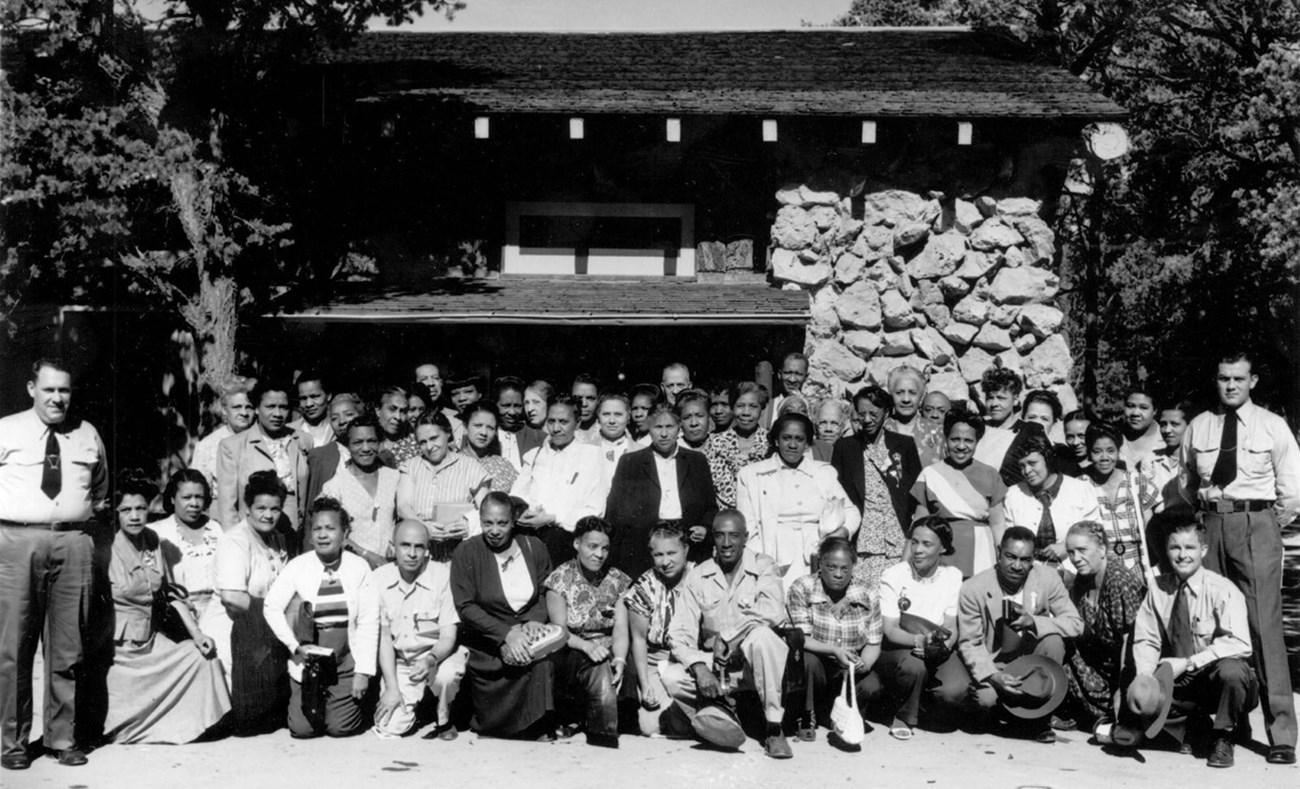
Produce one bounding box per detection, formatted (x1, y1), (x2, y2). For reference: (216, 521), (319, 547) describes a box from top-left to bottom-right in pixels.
(764, 732), (793, 759)
(1, 752), (31, 770)
(796, 712), (816, 742)
(1267, 745), (1296, 765)
(55, 748), (88, 766)
(1207, 736), (1234, 768)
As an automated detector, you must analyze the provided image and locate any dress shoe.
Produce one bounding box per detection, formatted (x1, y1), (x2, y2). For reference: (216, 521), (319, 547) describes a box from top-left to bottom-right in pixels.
(1, 752), (31, 770)
(586, 732), (619, 749)
(1207, 736), (1234, 768)
(764, 732), (793, 759)
(1033, 726), (1057, 744)
(796, 712), (816, 742)
(1266, 745), (1296, 765)
(1050, 715), (1077, 732)
(55, 748), (88, 766)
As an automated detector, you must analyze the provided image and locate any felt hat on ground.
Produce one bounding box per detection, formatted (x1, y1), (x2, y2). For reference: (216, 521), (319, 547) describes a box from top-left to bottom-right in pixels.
(691, 701), (746, 750)
(1112, 662), (1175, 746)
(1000, 654), (1068, 720)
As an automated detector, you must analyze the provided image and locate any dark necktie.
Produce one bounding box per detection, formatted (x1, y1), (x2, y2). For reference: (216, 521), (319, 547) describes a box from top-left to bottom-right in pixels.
(1034, 490), (1056, 551)
(1209, 410), (1238, 488)
(1166, 582), (1196, 659)
(41, 428), (62, 500)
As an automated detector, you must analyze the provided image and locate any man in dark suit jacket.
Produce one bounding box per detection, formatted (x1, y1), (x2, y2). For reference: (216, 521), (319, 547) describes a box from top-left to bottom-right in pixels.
(605, 405), (717, 577)
(831, 385), (923, 532)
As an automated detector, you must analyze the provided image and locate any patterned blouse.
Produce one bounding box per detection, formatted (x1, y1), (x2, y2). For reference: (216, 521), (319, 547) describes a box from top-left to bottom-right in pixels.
(621, 564), (695, 654)
(1066, 561), (1146, 720)
(468, 452), (518, 493)
(1090, 470), (1159, 574)
(856, 431), (906, 558)
(319, 464), (400, 556)
(543, 560), (631, 647)
(787, 573), (882, 653)
(704, 425), (769, 509)
(153, 515), (223, 621)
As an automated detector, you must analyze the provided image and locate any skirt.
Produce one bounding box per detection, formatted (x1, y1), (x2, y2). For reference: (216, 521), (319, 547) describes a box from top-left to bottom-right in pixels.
(104, 633), (231, 744)
(942, 520), (995, 579)
(466, 646), (554, 737)
(229, 599), (290, 732)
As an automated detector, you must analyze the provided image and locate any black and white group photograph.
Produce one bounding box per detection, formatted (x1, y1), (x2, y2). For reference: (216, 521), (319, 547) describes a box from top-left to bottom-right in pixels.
(1, 0), (1297, 787)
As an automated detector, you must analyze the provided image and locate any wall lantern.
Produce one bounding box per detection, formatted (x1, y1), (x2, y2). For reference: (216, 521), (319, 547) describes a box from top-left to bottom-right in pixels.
(957, 122), (973, 146)
(666, 117), (681, 143)
(380, 117), (396, 138)
(1083, 122), (1130, 160)
(473, 116), (490, 139)
(762, 119), (778, 142)
(861, 120), (877, 144)
(569, 117), (585, 139)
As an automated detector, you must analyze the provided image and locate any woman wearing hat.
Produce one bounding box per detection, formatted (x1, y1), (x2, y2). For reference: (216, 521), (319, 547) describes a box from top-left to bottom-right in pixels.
(1083, 423), (1159, 588)
(1062, 520), (1146, 733)
(875, 517), (965, 739)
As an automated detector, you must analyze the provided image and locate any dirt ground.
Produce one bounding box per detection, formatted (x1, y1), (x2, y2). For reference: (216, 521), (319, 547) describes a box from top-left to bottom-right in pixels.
(7, 655), (1296, 789)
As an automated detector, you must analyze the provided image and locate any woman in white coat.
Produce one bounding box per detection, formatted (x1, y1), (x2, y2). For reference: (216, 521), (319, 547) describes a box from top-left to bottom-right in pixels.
(736, 413), (859, 584)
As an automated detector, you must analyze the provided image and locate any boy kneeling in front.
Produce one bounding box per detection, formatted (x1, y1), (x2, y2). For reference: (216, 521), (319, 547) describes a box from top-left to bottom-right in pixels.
(1125, 520), (1257, 768)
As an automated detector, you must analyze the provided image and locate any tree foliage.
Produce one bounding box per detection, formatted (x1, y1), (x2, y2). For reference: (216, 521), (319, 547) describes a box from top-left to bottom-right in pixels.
(1, 0), (463, 396)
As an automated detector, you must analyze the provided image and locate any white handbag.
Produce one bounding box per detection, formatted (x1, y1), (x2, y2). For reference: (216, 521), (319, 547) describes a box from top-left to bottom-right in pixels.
(830, 671), (865, 746)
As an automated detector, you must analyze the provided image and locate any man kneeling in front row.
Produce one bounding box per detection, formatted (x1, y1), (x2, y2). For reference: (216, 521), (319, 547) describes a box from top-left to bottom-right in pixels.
(369, 520), (469, 740)
(660, 511), (793, 759)
(1121, 520), (1257, 768)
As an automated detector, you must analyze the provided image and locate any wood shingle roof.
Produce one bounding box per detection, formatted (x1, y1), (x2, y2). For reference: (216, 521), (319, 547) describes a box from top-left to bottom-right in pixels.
(328, 29), (1125, 120)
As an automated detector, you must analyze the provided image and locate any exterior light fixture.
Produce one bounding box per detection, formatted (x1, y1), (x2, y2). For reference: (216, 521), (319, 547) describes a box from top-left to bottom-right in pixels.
(474, 117), (490, 139)
(666, 118), (681, 142)
(570, 117), (585, 139)
(957, 122), (973, 145)
(861, 120), (877, 144)
(762, 119), (778, 142)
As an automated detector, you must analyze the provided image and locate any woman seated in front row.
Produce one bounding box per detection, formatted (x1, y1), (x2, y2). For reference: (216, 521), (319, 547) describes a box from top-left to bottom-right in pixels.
(104, 471), (231, 745)
(215, 470), (294, 734)
(615, 523), (697, 737)
(450, 492), (560, 739)
(264, 497), (378, 738)
(786, 537), (881, 742)
(543, 516), (632, 748)
(875, 516), (965, 740)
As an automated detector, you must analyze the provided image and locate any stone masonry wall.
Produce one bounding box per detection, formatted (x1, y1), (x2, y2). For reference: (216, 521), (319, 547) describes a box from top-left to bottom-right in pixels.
(770, 185), (1077, 412)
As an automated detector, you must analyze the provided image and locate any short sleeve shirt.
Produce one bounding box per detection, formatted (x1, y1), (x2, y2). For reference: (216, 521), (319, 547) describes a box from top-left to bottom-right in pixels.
(215, 519), (289, 598)
(544, 560), (631, 646)
(878, 561), (963, 623)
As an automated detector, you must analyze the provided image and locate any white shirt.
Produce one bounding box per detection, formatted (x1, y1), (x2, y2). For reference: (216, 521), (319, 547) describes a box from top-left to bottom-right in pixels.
(511, 439), (607, 531)
(878, 561), (962, 625)
(598, 433), (633, 494)
(653, 450), (683, 520)
(1003, 474), (1101, 572)
(495, 541), (534, 612)
(0, 409), (108, 523)
(190, 424), (233, 493)
(1121, 422), (1163, 473)
(291, 418), (335, 451)
(1180, 400), (1300, 523)
(263, 551), (378, 681)
(498, 428), (523, 472)
(320, 463), (400, 556)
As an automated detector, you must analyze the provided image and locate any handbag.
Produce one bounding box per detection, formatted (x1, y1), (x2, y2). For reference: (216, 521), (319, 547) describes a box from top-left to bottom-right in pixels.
(501, 623), (566, 666)
(830, 671), (865, 746)
(152, 580), (192, 643)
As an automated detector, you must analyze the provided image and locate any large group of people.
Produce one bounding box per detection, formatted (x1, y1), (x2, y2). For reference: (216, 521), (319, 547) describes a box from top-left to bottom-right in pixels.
(0, 350), (1296, 772)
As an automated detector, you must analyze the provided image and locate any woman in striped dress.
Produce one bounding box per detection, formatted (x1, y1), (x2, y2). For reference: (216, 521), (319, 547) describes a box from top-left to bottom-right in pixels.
(398, 411), (492, 562)
(263, 497), (378, 738)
